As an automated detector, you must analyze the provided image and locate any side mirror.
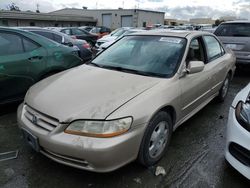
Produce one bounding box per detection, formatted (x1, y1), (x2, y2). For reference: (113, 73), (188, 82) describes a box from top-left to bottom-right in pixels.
(187, 61), (205, 74)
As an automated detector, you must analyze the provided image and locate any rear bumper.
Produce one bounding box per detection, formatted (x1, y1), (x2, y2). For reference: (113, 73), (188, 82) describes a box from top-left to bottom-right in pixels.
(233, 51), (250, 65)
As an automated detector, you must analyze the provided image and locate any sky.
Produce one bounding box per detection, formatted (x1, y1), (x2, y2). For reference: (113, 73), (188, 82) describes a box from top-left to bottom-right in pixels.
(0, 0), (250, 20)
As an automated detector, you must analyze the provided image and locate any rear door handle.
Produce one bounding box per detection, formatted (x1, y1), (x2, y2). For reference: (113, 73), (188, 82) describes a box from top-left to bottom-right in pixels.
(28, 56), (43, 61)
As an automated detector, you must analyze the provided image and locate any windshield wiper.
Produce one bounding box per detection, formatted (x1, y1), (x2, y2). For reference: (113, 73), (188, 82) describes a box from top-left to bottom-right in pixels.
(101, 65), (165, 77)
(86, 62), (103, 68)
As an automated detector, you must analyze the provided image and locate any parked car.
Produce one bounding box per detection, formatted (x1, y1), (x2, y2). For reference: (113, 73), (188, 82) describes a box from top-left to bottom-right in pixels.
(17, 31), (235, 172)
(58, 27), (98, 47)
(0, 27), (82, 105)
(97, 29), (146, 52)
(79, 26), (94, 32)
(225, 83), (250, 179)
(19, 27), (92, 62)
(90, 26), (111, 39)
(95, 27), (133, 48)
(214, 21), (250, 68)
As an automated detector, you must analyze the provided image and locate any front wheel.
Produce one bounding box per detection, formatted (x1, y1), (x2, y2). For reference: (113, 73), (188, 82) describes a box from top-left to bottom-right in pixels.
(137, 111), (173, 167)
(217, 74), (230, 102)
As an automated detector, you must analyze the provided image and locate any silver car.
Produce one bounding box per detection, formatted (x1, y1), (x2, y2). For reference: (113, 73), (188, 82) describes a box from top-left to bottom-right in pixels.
(214, 20), (250, 68)
(17, 31), (236, 172)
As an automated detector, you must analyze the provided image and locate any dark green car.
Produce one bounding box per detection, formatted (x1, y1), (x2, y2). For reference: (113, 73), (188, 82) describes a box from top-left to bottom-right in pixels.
(0, 27), (83, 105)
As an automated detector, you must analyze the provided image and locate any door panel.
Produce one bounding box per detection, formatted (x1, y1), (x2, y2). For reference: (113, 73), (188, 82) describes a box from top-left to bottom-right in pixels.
(180, 37), (214, 118)
(0, 32), (47, 104)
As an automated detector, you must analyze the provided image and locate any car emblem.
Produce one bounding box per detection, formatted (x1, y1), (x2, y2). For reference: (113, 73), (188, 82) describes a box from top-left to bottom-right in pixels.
(32, 115), (38, 124)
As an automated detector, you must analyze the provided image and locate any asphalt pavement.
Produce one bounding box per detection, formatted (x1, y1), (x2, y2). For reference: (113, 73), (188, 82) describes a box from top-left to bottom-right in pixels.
(0, 71), (250, 188)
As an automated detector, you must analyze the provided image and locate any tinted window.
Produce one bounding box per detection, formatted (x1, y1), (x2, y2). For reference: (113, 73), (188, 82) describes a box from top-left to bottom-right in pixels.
(54, 34), (63, 43)
(72, 29), (85, 35)
(0, 32), (23, 56)
(92, 36), (187, 78)
(214, 23), (250, 37)
(203, 36), (223, 61)
(61, 29), (71, 35)
(23, 38), (40, 52)
(32, 31), (54, 40)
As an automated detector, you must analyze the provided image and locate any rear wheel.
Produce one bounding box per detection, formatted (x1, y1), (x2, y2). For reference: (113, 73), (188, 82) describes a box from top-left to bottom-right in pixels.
(138, 111), (173, 167)
(217, 74), (230, 102)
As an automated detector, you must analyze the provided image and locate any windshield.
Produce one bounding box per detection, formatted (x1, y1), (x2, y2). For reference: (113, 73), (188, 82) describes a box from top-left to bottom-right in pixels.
(214, 23), (250, 37)
(91, 36), (186, 78)
(112, 29), (126, 37)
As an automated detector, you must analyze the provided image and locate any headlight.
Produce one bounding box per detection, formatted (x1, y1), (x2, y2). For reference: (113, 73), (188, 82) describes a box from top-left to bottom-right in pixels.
(65, 117), (132, 138)
(235, 100), (250, 131)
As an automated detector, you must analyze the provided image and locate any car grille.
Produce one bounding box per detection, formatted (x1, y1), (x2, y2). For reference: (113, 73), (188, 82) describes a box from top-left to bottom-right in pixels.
(24, 105), (59, 133)
(229, 142), (250, 167)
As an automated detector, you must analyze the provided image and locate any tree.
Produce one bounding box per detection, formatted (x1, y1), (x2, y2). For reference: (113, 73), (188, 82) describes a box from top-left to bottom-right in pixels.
(7, 3), (20, 11)
(215, 19), (225, 26)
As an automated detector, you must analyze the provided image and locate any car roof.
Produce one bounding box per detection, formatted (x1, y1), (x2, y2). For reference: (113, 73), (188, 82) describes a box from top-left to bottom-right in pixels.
(126, 30), (209, 38)
(222, 20), (250, 24)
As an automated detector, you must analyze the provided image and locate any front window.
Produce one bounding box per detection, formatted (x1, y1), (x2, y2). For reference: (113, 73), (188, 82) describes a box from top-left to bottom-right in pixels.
(91, 36), (186, 78)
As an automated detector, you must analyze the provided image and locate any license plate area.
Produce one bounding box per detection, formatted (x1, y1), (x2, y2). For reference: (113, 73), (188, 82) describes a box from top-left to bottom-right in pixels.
(22, 129), (40, 152)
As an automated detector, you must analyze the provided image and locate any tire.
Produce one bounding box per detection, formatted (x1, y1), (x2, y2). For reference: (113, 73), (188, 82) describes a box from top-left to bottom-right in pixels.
(217, 74), (230, 102)
(138, 111), (173, 167)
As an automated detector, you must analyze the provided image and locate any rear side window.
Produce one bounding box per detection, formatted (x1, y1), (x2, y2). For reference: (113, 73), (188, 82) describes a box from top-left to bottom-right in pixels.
(0, 32), (24, 56)
(23, 38), (40, 52)
(203, 36), (224, 61)
(54, 34), (62, 43)
(61, 29), (71, 35)
(32, 31), (54, 40)
(72, 29), (86, 35)
(215, 23), (250, 37)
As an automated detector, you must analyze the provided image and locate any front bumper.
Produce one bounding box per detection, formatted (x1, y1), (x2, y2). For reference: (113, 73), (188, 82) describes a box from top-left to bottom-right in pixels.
(17, 103), (146, 172)
(225, 107), (250, 179)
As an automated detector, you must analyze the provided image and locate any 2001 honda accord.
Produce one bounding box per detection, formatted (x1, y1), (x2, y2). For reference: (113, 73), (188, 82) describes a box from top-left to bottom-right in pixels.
(18, 31), (236, 172)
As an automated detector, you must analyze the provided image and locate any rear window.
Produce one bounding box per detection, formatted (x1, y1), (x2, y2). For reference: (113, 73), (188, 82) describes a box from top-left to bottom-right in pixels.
(214, 23), (250, 37)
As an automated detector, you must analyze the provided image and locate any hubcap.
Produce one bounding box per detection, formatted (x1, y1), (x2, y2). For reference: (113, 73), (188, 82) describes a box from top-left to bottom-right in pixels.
(222, 78), (229, 98)
(149, 121), (169, 158)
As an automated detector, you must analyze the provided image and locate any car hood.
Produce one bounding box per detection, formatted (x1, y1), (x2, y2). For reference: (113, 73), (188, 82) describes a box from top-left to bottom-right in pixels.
(98, 36), (117, 43)
(25, 65), (160, 122)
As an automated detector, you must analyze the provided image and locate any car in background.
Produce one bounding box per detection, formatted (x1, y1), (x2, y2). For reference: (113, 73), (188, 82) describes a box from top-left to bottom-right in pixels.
(96, 29), (146, 52)
(225, 83), (250, 179)
(90, 26), (111, 39)
(95, 27), (133, 48)
(58, 27), (98, 47)
(214, 21), (250, 68)
(19, 27), (92, 62)
(172, 25), (194, 30)
(0, 27), (82, 105)
(18, 31), (235, 172)
(79, 26), (94, 32)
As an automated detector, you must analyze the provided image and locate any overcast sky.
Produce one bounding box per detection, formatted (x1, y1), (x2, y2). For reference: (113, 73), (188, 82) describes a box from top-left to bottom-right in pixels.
(0, 0), (250, 20)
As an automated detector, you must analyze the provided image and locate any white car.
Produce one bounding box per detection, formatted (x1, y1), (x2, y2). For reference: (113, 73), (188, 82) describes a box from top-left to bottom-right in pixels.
(225, 83), (250, 179)
(95, 27), (133, 48)
(97, 29), (145, 52)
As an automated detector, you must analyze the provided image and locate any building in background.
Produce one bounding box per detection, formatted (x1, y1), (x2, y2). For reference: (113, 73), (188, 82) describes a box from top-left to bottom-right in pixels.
(50, 8), (165, 29)
(0, 10), (97, 27)
(189, 18), (215, 25)
(164, 18), (188, 26)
